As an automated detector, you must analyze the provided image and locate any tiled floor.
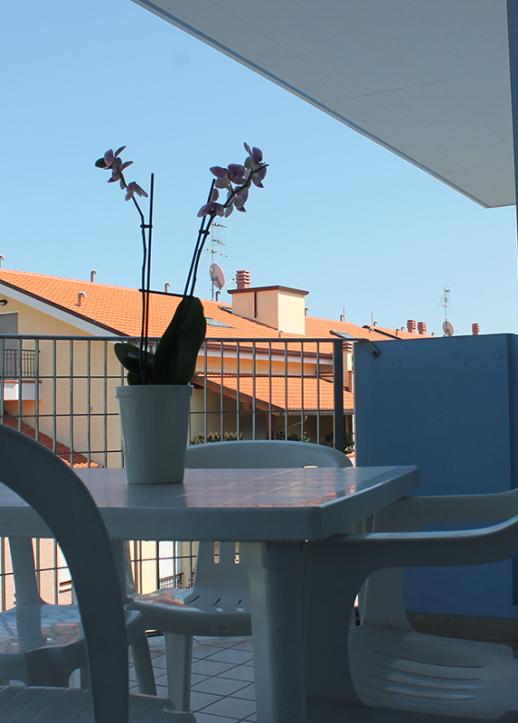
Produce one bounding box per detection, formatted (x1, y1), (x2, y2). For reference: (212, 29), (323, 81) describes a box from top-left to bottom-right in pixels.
(131, 635), (257, 722)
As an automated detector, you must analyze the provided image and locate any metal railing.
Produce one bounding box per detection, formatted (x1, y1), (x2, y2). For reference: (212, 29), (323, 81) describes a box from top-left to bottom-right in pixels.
(2, 349), (36, 379)
(0, 333), (356, 609)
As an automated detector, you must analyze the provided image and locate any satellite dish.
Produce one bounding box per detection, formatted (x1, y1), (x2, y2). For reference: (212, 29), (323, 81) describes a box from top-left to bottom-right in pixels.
(209, 263), (225, 290)
(442, 320), (455, 336)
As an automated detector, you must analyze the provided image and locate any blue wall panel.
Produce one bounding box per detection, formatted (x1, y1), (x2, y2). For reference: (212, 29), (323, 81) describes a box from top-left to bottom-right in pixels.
(355, 334), (518, 618)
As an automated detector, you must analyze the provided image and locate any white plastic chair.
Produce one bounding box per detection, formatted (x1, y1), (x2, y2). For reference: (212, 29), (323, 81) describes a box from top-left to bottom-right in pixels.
(344, 489), (518, 720)
(0, 535), (155, 692)
(130, 439), (351, 709)
(0, 423), (195, 722)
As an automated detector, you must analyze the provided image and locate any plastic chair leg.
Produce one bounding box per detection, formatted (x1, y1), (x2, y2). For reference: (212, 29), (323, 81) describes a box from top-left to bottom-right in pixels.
(80, 666), (90, 688)
(165, 633), (193, 710)
(131, 633), (157, 695)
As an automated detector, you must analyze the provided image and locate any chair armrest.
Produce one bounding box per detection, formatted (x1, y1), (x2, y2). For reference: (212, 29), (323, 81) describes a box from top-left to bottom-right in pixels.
(334, 513), (518, 572)
(372, 488), (518, 532)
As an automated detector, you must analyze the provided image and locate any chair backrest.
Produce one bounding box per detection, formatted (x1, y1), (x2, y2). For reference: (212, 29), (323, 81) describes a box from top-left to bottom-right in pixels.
(185, 441), (351, 593)
(0, 425), (128, 723)
(186, 439), (351, 469)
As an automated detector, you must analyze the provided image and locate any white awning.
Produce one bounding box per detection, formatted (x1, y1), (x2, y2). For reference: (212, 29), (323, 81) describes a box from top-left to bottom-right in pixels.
(133, 0), (514, 208)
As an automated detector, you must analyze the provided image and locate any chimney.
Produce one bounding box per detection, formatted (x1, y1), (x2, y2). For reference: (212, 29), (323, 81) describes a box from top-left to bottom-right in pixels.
(236, 270), (251, 289)
(164, 282), (171, 293)
(229, 282), (308, 334)
(472, 322), (480, 336)
(77, 291), (87, 307)
(0, 255), (5, 268)
(407, 319), (417, 333)
(417, 321), (427, 335)
(90, 269), (97, 283)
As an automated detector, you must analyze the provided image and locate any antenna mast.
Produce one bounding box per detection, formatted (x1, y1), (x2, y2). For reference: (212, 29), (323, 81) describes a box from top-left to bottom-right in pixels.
(209, 223), (227, 300)
(442, 287), (450, 323)
(441, 287), (455, 336)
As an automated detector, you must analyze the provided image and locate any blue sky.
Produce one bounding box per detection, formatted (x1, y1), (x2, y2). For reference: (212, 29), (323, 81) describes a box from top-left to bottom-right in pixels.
(2, 0), (517, 335)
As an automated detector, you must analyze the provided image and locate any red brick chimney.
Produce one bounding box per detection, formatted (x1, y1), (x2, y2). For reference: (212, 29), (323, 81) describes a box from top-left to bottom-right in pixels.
(472, 322), (480, 336)
(407, 320), (417, 333)
(417, 321), (427, 335)
(236, 270), (250, 289)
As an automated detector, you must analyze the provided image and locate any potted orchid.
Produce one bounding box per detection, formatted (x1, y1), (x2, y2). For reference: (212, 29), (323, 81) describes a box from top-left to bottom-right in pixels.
(95, 143), (267, 484)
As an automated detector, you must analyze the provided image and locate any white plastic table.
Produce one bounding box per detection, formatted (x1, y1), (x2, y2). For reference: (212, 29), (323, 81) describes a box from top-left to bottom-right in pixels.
(0, 465), (419, 723)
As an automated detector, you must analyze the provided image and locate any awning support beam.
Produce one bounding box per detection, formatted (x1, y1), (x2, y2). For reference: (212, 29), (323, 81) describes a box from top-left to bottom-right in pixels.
(507, 0), (518, 253)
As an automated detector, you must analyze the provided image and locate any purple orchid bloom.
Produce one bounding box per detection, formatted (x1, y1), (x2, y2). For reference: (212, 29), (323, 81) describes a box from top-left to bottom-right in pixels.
(243, 143), (267, 187)
(251, 165), (267, 188)
(210, 166), (231, 189)
(198, 189), (224, 217)
(197, 200), (225, 218)
(233, 186), (249, 212)
(125, 182), (148, 202)
(244, 143), (263, 168)
(227, 164), (246, 184)
(108, 160), (133, 185)
(103, 146), (126, 169)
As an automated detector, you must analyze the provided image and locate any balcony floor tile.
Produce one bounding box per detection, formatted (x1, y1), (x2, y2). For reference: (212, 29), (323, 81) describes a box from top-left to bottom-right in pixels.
(131, 635), (257, 722)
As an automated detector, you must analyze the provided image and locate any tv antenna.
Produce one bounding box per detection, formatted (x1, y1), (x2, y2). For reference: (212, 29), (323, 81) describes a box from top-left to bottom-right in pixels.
(442, 320), (455, 336)
(208, 223), (228, 300)
(442, 288), (450, 320)
(441, 287), (454, 336)
(209, 263), (226, 300)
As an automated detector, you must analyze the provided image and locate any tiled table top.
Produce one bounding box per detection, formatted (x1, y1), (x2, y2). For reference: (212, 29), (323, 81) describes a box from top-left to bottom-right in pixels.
(0, 466), (418, 541)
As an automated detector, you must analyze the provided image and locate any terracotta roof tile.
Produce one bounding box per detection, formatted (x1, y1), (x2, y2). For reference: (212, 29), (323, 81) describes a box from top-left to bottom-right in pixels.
(195, 374), (354, 413)
(0, 269), (420, 343)
(2, 415), (99, 468)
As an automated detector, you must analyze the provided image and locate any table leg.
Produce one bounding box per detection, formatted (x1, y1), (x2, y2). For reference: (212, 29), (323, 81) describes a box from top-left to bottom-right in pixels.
(304, 541), (368, 723)
(244, 542), (306, 723)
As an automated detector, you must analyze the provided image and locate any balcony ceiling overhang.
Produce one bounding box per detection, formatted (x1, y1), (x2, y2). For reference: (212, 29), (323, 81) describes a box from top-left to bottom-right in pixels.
(133, 0), (514, 208)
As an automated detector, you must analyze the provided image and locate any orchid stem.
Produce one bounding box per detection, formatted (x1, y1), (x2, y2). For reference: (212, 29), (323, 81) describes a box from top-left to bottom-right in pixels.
(144, 173), (155, 373)
(189, 223), (213, 297)
(184, 179), (216, 297)
(119, 171), (150, 384)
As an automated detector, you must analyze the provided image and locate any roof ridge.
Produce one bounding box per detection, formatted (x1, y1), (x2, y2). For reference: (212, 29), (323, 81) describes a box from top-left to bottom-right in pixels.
(0, 269), (138, 292)
(0, 268), (230, 307)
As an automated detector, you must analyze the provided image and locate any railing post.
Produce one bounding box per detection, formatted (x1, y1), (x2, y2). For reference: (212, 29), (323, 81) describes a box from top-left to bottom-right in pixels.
(332, 340), (345, 452)
(0, 338), (4, 422)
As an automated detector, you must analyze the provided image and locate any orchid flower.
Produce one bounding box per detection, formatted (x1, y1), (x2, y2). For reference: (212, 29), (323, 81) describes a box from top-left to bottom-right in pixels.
(244, 143), (263, 169)
(227, 164), (247, 184)
(233, 186), (249, 212)
(108, 160), (133, 186)
(210, 166), (231, 189)
(103, 146), (126, 169)
(244, 143), (267, 188)
(197, 188), (226, 217)
(197, 201), (225, 218)
(251, 165), (267, 188)
(125, 181), (148, 202)
(224, 191), (234, 217)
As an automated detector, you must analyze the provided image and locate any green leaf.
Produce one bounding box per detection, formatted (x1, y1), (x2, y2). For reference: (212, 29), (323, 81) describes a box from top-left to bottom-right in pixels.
(95, 157), (107, 168)
(114, 342), (156, 384)
(153, 296), (206, 384)
(127, 370), (144, 385)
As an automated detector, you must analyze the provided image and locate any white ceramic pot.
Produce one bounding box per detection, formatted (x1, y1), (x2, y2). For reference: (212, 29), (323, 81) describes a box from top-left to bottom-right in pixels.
(116, 384), (192, 485)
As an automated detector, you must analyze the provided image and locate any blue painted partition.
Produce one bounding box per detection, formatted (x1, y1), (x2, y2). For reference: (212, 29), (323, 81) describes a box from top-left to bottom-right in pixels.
(354, 333), (518, 618)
